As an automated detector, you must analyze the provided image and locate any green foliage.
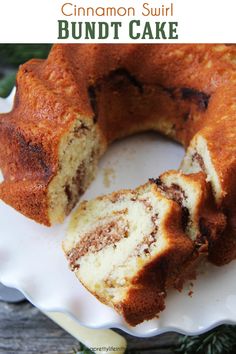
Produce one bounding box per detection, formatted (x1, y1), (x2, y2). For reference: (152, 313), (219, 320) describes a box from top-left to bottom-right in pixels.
(0, 44), (52, 97)
(0, 44), (51, 66)
(0, 71), (16, 98)
(176, 325), (236, 354)
(72, 343), (94, 353)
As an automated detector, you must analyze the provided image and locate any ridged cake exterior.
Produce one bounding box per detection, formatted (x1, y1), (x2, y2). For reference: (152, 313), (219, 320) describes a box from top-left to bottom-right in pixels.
(0, 44), (235, 264)
(0, 44), (235, 324)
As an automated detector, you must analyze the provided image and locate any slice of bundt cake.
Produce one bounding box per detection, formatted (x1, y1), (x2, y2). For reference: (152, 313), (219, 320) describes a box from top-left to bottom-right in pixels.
(63, 172), (227, 324)
(181, 134), (222, 205)
(156, 171), (226, 251)
(181, 101), (236, 265)
(63, 180), (194, 326)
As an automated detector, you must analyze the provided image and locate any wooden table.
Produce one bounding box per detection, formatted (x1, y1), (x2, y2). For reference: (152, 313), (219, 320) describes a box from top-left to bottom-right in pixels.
(0, 300), (178, 353)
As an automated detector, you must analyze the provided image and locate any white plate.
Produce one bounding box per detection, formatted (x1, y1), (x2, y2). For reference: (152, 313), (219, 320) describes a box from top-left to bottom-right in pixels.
(0, 92), (236, 338)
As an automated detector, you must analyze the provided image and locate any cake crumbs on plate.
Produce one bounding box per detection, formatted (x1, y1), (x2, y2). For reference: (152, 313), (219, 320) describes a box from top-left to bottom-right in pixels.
(103, 167), (116, 188)
(188, 282), (194, 297)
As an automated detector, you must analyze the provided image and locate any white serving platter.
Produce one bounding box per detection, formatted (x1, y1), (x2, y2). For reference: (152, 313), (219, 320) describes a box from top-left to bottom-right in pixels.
(0, 91), (236, 337)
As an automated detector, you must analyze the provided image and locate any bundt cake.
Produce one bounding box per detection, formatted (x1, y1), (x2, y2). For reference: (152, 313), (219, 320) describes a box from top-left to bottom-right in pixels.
(0, 44), (235, 325)
(0, 44), (235, 265)
(63, 180), (195, 326)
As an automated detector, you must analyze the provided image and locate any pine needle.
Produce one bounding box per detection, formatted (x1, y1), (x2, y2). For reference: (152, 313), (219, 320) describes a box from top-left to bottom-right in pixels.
(175, 325), (236, 354)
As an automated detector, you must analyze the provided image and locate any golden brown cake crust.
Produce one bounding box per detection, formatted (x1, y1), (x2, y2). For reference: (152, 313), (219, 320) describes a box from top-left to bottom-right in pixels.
(0, 44), (235, 228)
(117, 202), (195, 326)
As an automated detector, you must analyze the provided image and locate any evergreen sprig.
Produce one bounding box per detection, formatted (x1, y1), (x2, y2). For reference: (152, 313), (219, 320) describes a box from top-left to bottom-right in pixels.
(175, 325), (236, 354)
(72, 343), (94, 354)
(0, 44), (51, 66)
(0, 71), (16, 98)
(0, 44), (52, 97)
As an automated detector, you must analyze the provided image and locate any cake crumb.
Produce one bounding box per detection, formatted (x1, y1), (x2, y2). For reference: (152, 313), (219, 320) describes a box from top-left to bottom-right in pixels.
(188, 282), (194, 297)
(103, 167), (115, 188)
(188, 290), (194, 297)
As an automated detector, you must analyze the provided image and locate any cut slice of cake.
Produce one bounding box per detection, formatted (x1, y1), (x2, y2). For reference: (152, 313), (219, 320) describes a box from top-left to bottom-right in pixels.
(181, 133), (222, 205)
(155, 171), (226, 251)
(63, 181), (194, 326)
(180, 130), (233, 265)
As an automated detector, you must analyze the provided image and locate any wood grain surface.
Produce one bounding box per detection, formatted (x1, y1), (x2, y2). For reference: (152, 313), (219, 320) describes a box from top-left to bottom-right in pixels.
(0, 301), (178, 354)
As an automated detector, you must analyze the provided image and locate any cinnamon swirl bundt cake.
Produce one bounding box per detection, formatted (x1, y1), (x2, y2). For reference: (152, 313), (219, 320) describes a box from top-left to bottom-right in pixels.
(0, 44), (235, 324)
(0, 44), (235, 227)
